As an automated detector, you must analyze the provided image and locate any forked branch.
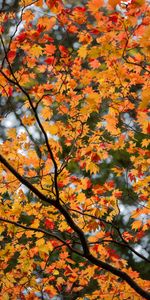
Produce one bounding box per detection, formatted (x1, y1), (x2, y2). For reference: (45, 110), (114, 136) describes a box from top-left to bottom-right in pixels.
(0, 154), (150, 300)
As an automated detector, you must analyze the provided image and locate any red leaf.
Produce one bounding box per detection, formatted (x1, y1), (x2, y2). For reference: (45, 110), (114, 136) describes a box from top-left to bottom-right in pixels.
(43, 34), (54, 43)
(8, 87), (13, 96)
(59, 45), (68, 57)
(128, 172), (136, 182)
(107, 248), (120, 259)
(45, 219), (54, 230)
(0, 26), (4, 33)
(140, 195), (147, 201)
(74, 6), (86, 12)
(114, 190), (122, 198)
(17, 32), (27, 42)
(93, 244), (99, 252)
(64, 265), (72, 275)
(91, 153), (100, 162)
(45, 57), (55, 64)
(109, 14), (118, 23)
(107, 181), (115, 188)
(37, 24), (46, 33)
(57, 181), (64, 188)
(86, 179), (92, 189)
(90, 28), (100, 35)
(7, 50), (16, 62)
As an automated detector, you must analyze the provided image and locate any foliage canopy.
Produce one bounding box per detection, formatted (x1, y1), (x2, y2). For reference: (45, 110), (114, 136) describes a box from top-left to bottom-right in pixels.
(0, 0), (150, 299)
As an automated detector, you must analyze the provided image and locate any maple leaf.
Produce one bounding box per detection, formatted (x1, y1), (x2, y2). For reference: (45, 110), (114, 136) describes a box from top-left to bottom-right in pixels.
(22, 10), (34, 23)
(44, 44), (56, 55)
(78, 45), (88, 58)
(37, 16), (56, 31)
(59, 45), (68, 57)
(87, 0), (104, 14)
(17, 32), (27, 42)
(147, 123), (150, 134)
(28, 45), (43, 58)
(132, 220), (142, 230)
(48, 124), (58, 135)
(142, 139), (150, 147)
(89, 59), (100, 69)
(108, 0), (121, 8)
(46, 0), (63, 13)
(45, 219), (55, 230)
(45, 57), (55, 64)
(0, 1), (150, 299)
(7, 51), (16, 63)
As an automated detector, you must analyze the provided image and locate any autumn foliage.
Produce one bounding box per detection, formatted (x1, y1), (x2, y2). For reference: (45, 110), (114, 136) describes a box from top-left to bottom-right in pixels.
(0, 0), (150, 299)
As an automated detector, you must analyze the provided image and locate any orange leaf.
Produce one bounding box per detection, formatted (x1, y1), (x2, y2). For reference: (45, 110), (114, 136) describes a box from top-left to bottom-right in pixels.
(44, 44), (56, 55)
(132, 220), (142, 230)
(108, 0), (121, 8)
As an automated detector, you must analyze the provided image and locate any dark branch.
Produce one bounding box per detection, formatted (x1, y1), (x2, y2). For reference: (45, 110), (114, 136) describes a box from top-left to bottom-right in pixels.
(0, 154), (150, 299)
(0, 217), (81, 255)
(68, 208), (150, 263)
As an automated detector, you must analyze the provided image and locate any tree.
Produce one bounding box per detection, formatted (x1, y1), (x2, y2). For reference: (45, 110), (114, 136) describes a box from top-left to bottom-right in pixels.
(0, 0), (150, 299)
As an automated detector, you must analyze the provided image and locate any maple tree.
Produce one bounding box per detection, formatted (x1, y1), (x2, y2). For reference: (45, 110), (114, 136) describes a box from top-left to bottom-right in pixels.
(0, 0), (150, 299)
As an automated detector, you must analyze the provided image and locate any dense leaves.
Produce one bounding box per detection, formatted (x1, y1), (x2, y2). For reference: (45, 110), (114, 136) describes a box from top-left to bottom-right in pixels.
(0, 0), (150, 299)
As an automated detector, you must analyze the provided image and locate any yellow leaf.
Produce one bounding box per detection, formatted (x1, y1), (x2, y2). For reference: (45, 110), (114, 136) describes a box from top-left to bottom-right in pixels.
(139, 87), (150, 109)
(35, 232), (44, 238)
(77, 192), (86, 202)
(142, 139), (150, 147)
(0, 225), (4, 234)
(78, 46), (87, 59)
(2, 293), (9, 300)
(58, 221), (69, 231)
(39, 244), (49, 254)
(19, 277), (28, 284)
(88, 47), (100, 59)
(32, 219), (40, 228)
(29, 45), (43, 58)
(95, 208), (104, 218)
(36, 238), (45, 246)
(86, 161), (99, 174)
(143, 223), (148, 231)
(49, 124), (58, 135)
(47, 241), (53, 252)
(53, 270), (59, 275)
(112, 167), (123, 176)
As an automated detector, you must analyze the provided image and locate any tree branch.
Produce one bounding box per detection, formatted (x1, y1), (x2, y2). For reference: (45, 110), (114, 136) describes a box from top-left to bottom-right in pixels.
(68, 208), (150, 263)
(0, 216), (81, 255)
(0, 41), (59, 202)
(0, 154), (150, 299)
